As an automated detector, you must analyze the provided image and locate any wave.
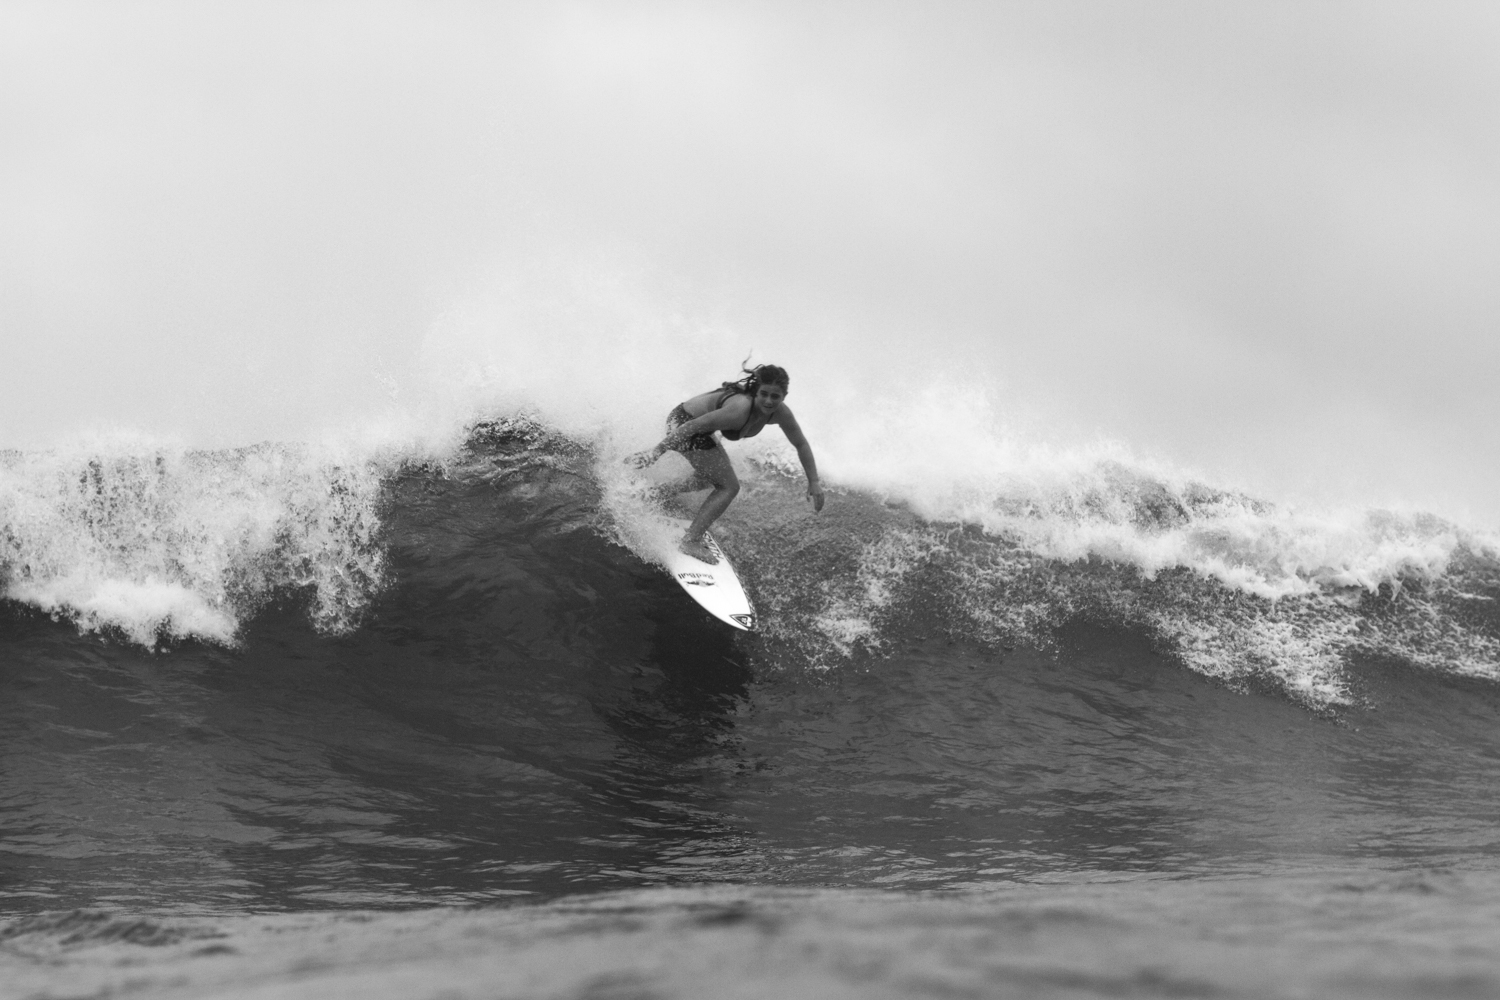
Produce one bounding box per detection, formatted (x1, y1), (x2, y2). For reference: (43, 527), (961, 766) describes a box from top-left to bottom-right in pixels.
(3, 414), (1499, 710)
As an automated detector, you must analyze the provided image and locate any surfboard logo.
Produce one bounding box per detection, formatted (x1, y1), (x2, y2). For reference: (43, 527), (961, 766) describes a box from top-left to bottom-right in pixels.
(730, 614), (756, 630)
(678, 572), (716, 588)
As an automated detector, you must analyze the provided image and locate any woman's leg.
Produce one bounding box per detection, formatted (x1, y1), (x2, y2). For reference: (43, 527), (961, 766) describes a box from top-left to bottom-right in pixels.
(671, 469), (715, 494)
(645, 460), (712, 514)
(679, 445), (739, 561)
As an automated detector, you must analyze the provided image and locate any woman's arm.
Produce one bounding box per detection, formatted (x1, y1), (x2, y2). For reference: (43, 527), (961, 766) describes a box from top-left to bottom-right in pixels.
(774, 406), (824, 512)
(626, 396), (754, 468)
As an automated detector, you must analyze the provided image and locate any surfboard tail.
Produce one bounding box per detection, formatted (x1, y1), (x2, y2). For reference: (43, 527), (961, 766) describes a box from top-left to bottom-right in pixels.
(654, 519), (757, 630)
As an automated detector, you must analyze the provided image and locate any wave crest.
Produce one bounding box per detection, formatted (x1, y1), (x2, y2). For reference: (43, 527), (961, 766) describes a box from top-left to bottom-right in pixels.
(0, 438), (388, 645)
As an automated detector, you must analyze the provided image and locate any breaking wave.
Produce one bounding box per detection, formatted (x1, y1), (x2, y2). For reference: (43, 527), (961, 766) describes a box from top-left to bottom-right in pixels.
(3, 412), (1499, 710)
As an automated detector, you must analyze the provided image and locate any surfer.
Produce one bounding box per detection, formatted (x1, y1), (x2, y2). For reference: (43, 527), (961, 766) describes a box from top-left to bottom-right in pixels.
(627, 363), (824, 564)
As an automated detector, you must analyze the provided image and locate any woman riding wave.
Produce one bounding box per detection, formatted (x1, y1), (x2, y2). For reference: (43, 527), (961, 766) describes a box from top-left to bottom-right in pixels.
(627, 363), (824, 564)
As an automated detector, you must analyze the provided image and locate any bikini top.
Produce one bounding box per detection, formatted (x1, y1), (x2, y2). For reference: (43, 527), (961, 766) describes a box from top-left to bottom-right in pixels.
(713, 388), (760, 441)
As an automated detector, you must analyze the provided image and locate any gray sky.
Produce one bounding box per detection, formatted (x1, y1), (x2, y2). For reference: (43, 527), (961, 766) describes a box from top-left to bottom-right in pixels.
(4, 2), (1499, 521)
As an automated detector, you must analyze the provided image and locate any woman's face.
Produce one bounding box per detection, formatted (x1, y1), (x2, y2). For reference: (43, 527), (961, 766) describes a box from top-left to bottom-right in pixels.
(754, 383), (786, 413)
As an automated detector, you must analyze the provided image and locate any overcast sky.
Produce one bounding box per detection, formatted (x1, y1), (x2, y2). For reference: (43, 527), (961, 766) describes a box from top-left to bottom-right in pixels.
(4, 2), (1499, 521)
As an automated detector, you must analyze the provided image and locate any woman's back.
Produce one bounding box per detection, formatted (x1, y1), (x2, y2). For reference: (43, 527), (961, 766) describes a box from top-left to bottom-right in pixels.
(681, 386), (741, 419)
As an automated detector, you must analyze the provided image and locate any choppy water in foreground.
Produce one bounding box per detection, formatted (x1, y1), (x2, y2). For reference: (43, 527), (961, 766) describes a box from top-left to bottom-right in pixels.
(5, 419), (1500, 997)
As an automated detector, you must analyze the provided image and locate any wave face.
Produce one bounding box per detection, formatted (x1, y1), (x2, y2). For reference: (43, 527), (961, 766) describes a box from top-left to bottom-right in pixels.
(4, 415), (1500, 915)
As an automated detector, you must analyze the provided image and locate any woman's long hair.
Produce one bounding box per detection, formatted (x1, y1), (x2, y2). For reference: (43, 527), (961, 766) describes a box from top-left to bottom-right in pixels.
(720, 361), (790, 397)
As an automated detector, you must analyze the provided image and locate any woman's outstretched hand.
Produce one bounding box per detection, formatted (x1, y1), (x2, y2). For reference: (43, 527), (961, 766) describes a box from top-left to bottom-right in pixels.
(625, 449), (660, 470)
(807, 482), (825, 513)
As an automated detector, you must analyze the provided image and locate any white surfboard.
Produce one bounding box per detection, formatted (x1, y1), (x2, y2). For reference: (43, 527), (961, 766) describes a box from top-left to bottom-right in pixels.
(653, 517), (757, 631)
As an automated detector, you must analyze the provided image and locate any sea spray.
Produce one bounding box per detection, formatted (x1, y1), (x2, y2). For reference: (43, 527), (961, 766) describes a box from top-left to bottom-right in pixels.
(0, 435), (391, 645)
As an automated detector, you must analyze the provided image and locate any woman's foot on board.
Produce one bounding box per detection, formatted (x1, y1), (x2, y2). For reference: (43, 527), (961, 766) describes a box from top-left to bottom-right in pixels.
(678, 535), (718, 565)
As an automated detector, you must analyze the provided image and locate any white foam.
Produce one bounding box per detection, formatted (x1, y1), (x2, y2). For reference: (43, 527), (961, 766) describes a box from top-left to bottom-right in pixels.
(9, 578), (238, 647)
(0, 433), (397, 646)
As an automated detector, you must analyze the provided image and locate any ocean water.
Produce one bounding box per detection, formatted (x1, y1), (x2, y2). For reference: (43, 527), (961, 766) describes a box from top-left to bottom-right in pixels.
(5, 415), (1500, 999)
